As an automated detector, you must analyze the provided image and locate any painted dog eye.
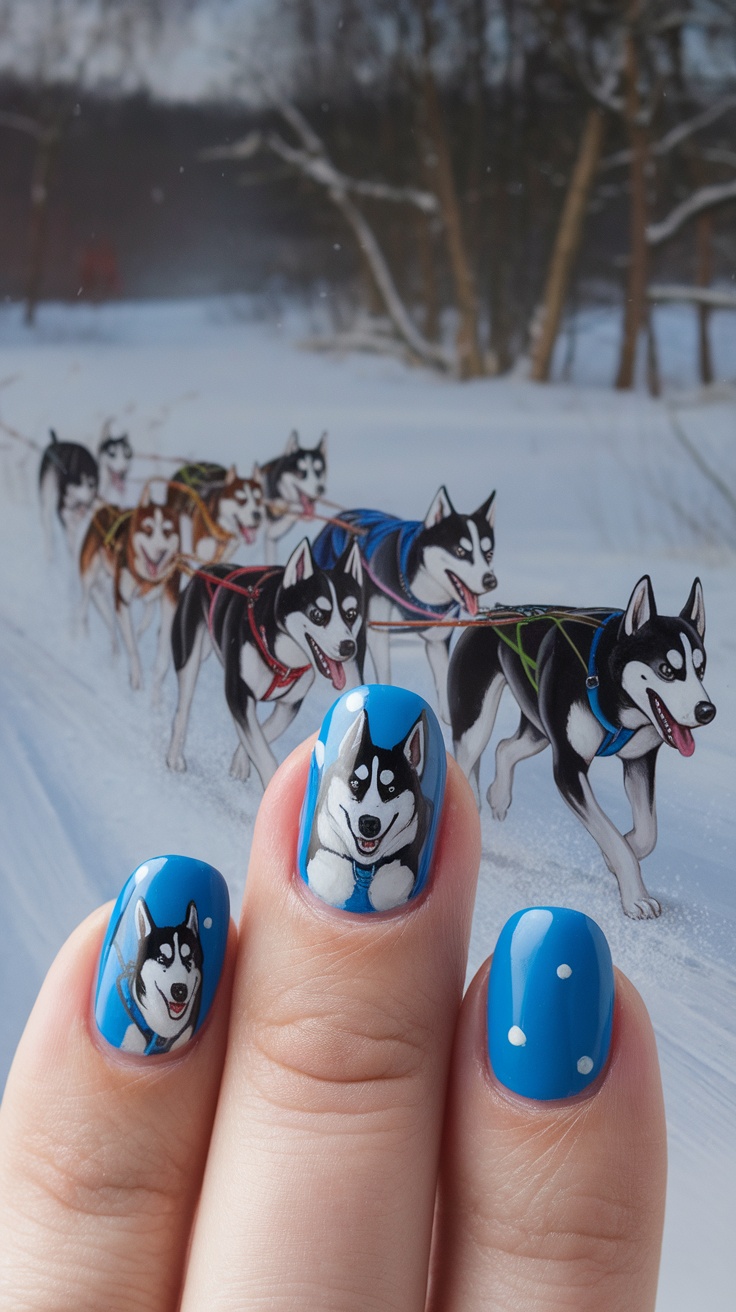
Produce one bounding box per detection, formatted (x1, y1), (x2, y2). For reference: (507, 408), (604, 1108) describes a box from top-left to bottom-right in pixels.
(343, 607), (357, 624)
(350, 776), (360, 793)
(308, 607), (328, 626)
(453, 545), (466, 558)
(658, 662), (675, 680)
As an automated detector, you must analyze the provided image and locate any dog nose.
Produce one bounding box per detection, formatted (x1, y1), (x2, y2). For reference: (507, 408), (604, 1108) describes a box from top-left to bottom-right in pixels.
(339, 640), (356, 658)
(483, 572), (497, 591)
(359, 815), (381, 839)
(171, 983), (188, 1003)
(253, 509), (262, 523)
(317, 484), (324, 495)
(695, 700), (716, 725)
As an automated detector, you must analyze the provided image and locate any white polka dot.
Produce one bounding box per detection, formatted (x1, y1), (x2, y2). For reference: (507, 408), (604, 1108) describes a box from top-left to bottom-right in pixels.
(314, 740), (325, 768)
(203, 917), (213, 930)
(577, 1055), (594, 1075)
(557, 963), (572, 979)
(134, 863), (149, 884)
(508, 1025), (526, 1047)
(345, 691), (365, 713)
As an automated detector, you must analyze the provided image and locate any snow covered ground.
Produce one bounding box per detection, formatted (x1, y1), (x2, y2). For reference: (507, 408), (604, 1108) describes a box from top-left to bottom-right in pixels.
(0, 296), (734, 1309)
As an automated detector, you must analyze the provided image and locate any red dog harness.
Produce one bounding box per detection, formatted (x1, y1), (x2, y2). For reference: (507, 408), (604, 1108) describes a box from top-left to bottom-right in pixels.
(200, 566), (311, 701)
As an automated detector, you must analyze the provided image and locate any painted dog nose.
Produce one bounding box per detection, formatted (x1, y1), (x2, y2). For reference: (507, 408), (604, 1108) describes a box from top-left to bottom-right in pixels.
(253, 509), (262, 523)
(171, 983), (188, 1003)
(339, 640), (356, 658)
(695, 700), (716, 724)
(359, 815), (381, 839)
(483, 572), (497, 591)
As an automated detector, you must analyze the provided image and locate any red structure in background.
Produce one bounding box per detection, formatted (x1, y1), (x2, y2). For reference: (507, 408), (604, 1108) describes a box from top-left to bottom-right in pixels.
(78, 237), (122, 299)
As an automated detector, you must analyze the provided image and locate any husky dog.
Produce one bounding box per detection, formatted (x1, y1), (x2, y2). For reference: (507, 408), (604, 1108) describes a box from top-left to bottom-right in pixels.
(306, 709), (429, 911)
(97, 431), (133, 504)
(259, 431), (327, 563)
(450, 576), (716, 920)
(39, 428), (134, 557)
(118, 899), (203, 1054)
(312, 486), (497, 722)
(170, 462), (263, 562)
(79, 487), (181, 691)
(167, 538), (364, 790)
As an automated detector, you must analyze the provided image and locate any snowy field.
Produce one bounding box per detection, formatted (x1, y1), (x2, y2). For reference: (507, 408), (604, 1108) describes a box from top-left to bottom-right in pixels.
(0, 296), (734, 1309)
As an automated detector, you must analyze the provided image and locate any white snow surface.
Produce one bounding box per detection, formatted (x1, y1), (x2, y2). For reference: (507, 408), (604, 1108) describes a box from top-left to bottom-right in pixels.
(1, 296), (734, 1310)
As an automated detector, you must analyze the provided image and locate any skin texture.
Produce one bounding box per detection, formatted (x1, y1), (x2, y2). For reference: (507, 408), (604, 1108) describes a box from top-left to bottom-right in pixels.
(0, 743), (666, 1312)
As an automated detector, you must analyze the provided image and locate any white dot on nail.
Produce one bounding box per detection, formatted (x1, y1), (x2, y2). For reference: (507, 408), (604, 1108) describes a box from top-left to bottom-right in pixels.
(314, 740), (325, 768)
(134, 863), (149, 884)
(557, 963), (572, 979)
(577, 1055), (594, 1075)
(203, 917), (213, 929)
(508, 1025), (526, 1047)
(345, 691), (365, 712)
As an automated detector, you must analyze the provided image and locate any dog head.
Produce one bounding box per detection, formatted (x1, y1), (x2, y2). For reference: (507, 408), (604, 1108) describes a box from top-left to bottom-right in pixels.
(617, 576), (715, 755)
(131, 488), (180, 580)
(278, 536), (363, 690)
(316, 709), (428, 864)
(215, 464), (263, 544)
(274, 430), (327, 518)
(131, 898), (203, 1039)
(98, 432), (133, 496)
(419, 486), (497, 614)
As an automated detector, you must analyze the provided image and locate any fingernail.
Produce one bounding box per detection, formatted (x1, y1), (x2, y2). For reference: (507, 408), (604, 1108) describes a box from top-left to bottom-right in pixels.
(297, 684), (446, 913)
(488, 907), (614, 1100)
(95, 855), (229, 1056)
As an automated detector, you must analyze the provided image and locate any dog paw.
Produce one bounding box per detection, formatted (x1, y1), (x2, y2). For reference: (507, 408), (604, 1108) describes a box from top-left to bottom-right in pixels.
(129, 670), (143, 691)
(229, 745), (251, 781)
(306, 850), (354, 907)
(368, 860), (414, 911)
(623, 895), (662, 920)
(167, 752), (187, 773)
(487, 783), (510, 821)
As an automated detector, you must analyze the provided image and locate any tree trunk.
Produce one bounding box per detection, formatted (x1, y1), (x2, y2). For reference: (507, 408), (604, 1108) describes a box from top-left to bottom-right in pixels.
(419, 1), (484, 378)
(416, 209), (439, 341)
(24, 130), (59, 326)
(615, 18), (649, 390)
(530, 107), (605, 382)
(696, 208), (714, 385)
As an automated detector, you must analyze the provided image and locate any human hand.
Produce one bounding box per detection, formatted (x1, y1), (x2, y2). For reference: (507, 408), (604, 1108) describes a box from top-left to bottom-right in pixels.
(0, 687), (666, 1311)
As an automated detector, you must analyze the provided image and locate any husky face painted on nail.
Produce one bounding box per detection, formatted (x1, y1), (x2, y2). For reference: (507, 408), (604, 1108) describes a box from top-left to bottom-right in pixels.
(258, 430), (327, 562)
(119, 899), (203, 1054)
(306, 709), (430, 912)
(311, 486), (497, 723)
(450, 576), (716, 921)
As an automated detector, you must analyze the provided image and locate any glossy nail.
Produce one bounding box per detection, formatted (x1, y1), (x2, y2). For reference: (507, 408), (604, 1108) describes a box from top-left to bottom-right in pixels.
(488, 906), (614, 1100)
(95, 855), (229, 1055)
(297, 684), (446, 913)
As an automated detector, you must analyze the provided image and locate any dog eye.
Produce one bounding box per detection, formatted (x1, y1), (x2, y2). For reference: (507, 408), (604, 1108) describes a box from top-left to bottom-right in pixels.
(343, 606), (357, 623)
(453, 545), (466, 558)
(658, 662), (675, 680)
(309, 607), (328, 626)
(350, 777), (360, 792)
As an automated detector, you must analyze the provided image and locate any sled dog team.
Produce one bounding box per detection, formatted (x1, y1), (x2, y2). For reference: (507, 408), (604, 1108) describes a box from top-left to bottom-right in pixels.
(40, 426), (716, 920)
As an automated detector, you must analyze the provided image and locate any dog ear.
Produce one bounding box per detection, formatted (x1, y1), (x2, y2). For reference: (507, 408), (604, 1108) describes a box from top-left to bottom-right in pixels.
(424, 485), (455, 528)
(317, 431), (327, 457)
(340, 539), (363, 587)
(185, 900), (199, 936)
(622, 575), (656, 636)
(475, 490), (496, 529)
(338, 708), (368, 762)
(135, 898), (154, 941)
(283, 538), (314, 588)
(403, 712), (426, 778)
(225, 464), (238, 486)
(139, 484), (152, 508)
(251, 462), (262, 485)
(681, 577), (705, 638)
(285, 429), (299, 454)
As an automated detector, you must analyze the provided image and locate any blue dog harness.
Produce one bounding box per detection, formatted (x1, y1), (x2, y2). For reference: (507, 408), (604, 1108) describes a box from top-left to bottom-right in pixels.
(585, 613), (635, 757)
(117, 971), (178, 1055)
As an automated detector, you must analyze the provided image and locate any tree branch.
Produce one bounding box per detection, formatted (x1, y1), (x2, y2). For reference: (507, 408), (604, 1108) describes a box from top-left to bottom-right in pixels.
(600, 93), (736, 170)
(647, 179), (736, 245)
(648, 283), (736, 308)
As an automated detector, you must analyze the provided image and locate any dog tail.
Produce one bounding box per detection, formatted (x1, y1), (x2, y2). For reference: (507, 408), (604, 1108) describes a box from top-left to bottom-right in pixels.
(49, 428), (59, 444)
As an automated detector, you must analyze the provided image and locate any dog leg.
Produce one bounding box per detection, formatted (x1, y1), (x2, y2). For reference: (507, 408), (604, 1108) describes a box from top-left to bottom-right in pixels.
(454, 672), (506, 805)
(137, 600), (156, 639)
(89, 579), (120, 656)
(622, 749), (659, 860)
(224, 665), (278, 790)
(229, 744), (251, 781)
(553, 752), (661, 919)
(424, 634), (452, 723)
(489, 714), (549, 821)
(366, 595), (392, 684)
(151, 592), (177, 704)
(39, 470), (57, 562)
(368, 860), (415, 911)
(260, 699), (302, 744)
(167, 626), (209, 771)
(116, 601), (144, 690)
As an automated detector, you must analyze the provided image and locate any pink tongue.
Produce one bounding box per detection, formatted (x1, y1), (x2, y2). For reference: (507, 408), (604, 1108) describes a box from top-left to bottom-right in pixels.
(300, 493), (315, 518)
(462, 583), (479, 616)
(326, 656), (346, 691)
(671, 720), (695, 757)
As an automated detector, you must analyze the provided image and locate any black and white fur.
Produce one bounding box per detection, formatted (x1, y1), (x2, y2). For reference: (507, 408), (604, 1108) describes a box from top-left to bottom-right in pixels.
(166, 537), (364, 790)
(259, 430), (327, 564)
(97, 431), (133, 504)
(121, 898), (203, 1053)
(450, 577), (716, 919)
(306, 709), (429, 911)
(39, 427), (132, 558)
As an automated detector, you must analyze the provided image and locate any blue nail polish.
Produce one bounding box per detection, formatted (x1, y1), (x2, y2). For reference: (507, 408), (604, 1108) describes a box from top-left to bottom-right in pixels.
(95, 855), (229, 1055)
(488, 907), (614, 1100)
(297, 684), (446, 913)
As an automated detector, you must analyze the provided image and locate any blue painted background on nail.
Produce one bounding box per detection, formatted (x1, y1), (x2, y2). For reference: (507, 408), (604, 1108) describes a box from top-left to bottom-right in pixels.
(297, 684), (446, 913)
(95, 855), (229, 1054)
(488, 907), (614, 1100)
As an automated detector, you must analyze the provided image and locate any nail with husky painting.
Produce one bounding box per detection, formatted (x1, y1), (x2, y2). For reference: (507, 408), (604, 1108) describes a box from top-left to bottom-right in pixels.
(95, 855), (229, 1056)
(297, 684), (446, 913)
(488, 907), (614, 1101)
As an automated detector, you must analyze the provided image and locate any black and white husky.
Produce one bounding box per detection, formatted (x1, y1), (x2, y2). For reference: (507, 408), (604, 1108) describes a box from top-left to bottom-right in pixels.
(259, 430), (327, 563)
(39, 427), (132, 558)
(450, 576), (716, 919)
(312, 486), (497, 722)
(306, 709), (429, 911)
(119, 899), (203, 1054)
(166, 537), (364, 790)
